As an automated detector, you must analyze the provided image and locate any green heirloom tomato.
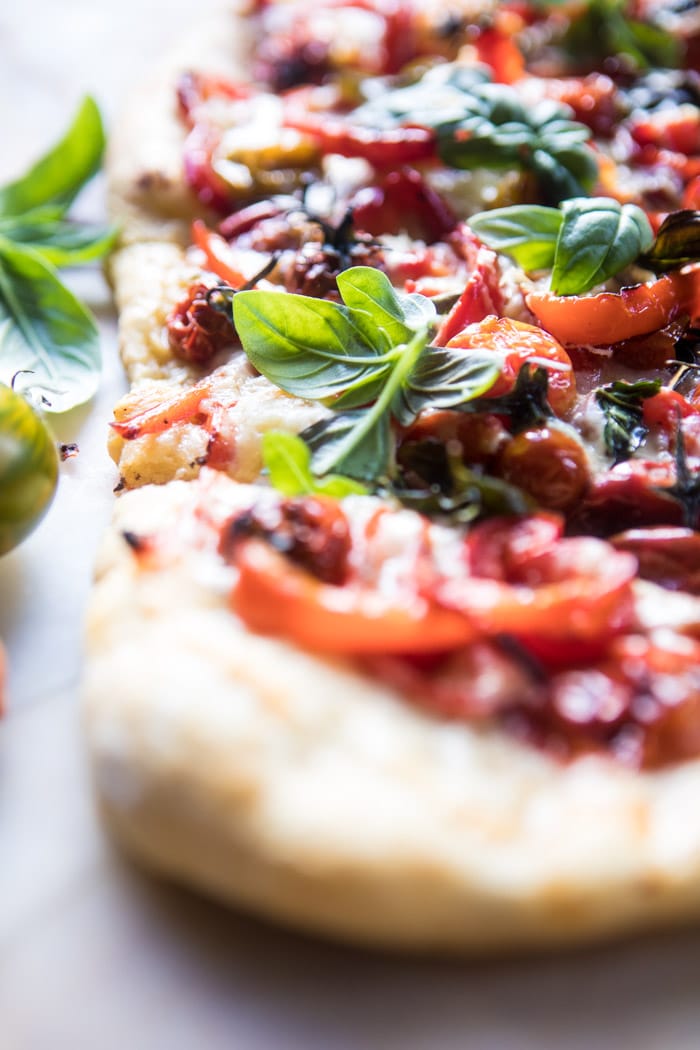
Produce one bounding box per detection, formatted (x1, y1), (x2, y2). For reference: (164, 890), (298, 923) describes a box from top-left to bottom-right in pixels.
(0, 384), (59, 555)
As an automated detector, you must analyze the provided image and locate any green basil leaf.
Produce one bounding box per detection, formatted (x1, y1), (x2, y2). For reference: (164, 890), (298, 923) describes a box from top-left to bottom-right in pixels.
(642, 209), (700, 272)
(0, 212), (118, 267)
(336, 266), (435, 351)
(302, 409), (392, 481)
(262, 430), (368, 497)
(468, 205), (562, 270)
(0, 238), (100, 411)
(394, 348), (499, 424)
(594, 378), (661, 463)
(551, 197), (654, 296)
(437, 84), (595, 204)
(232, 288), (389, 401)
(0, 97), (105, 217)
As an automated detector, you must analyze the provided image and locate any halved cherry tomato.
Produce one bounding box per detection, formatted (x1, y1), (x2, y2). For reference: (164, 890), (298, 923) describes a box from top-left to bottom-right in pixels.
(350, 168), (456, 242)
(527, 264), (700, 346)
(642, 387), (696, 432)
(230, 538), (476, 654)
(611, 527), (700, 595)
(446, 315), (577, 416)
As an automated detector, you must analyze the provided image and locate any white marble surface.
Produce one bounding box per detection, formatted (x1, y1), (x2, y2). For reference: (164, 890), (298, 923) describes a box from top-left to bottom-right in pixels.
(3, 4), (700, 1048)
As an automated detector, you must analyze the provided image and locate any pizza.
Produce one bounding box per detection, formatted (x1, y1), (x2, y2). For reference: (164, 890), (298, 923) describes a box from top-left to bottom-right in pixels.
(84, 0), (700, 951)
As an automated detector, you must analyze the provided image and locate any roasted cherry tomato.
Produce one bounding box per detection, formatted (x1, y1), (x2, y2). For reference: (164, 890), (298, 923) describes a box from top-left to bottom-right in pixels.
(496, 424), (591, 512)
(446, 316), (577, 416)
(0, 384), (59, 556)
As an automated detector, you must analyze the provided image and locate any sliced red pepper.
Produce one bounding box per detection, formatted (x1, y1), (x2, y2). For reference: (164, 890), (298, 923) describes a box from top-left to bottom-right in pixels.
(527, 264), (700, 346)
(191, 220), (248, 287)
(230, 539), (476, 654)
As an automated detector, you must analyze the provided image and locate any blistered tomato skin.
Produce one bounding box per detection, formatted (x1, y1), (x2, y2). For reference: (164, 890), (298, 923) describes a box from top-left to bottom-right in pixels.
(0, 384), (59, 555)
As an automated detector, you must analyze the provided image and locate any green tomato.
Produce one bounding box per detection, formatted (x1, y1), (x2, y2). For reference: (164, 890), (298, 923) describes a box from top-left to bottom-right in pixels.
(0, 383), (59, 555)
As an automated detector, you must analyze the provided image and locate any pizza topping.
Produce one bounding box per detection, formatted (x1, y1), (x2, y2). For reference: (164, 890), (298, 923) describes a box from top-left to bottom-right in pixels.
(148, 0), (700, 768)
(167, 282), (238, 365)
(469, 196), (654, 295)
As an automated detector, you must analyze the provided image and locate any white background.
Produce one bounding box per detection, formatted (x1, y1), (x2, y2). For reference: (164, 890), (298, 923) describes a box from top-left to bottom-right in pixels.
(2, 3), (700, 1047)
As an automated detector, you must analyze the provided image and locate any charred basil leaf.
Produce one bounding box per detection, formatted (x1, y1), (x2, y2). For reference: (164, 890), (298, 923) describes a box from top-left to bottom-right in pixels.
(461, 364), (553, 433)
(594, 378), (662, 463)
(659, 424), (700, 528)
(389, 440), (531, 523)
(642, 210), (700, 272)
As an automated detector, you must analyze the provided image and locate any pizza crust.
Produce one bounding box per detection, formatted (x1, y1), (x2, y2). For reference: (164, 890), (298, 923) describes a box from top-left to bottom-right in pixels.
(83, 479), (700, 952)
(106, 4), (256, 246)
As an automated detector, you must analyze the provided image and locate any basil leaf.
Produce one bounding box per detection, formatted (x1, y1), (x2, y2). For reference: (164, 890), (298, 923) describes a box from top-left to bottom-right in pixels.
(0, 212), (118, 267)
(302, 409), (392, 481)
(561, 0), (681, 71)
(0, 97), (105, 217)
(232, 289), (390, 402)
(394, 347), (499, 424)
(336, 266), (435, 351)
(551, 197), (654, 296)
(0, 238), (100, 411)
(594, 378), (661, 463)
(437, 84), (596, 205)
(262, 431), (368, 497)
(468, 205), (562, 270)
(642, 209), (700, 272)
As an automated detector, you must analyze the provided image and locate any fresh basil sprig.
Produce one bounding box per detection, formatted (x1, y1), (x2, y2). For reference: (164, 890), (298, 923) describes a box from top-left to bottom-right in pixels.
(354, 65), (597, 205)
(594, 378), (661, 463)
(262, 431), (368, 497)
(233, 266), (500, 481)
(470, 197), (654, 296)
(0, 97), (115, 410)
(642, 210), (700, 272)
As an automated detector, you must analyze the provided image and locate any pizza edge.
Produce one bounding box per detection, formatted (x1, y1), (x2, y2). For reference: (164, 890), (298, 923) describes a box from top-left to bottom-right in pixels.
(83, 478), (700, 952)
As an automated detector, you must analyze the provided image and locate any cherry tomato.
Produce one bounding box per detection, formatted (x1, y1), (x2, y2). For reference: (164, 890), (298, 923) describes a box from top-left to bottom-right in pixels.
(0, 384), (58, 556)
(446, 316), (577, 416)
(496, 425), (591, 512)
